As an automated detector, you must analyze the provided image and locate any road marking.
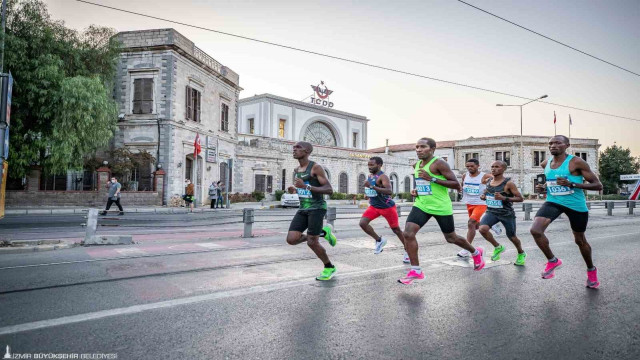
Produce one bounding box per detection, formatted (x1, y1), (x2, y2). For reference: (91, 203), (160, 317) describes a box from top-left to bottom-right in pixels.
(0, 230), (637, 336)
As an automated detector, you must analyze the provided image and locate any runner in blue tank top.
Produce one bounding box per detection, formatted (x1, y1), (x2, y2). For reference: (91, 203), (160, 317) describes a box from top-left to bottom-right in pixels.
(530, 135), (603, 289)
(358, 156), (407, 262)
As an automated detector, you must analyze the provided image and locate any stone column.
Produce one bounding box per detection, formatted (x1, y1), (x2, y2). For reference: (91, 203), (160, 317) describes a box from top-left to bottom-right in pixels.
(26, 166), (42, 192)
(96, 166), (111, 196)
(154, 169), (166, 205)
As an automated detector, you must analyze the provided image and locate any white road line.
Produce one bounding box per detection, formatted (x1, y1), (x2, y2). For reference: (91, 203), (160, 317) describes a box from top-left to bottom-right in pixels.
(0, 230), (637, 336)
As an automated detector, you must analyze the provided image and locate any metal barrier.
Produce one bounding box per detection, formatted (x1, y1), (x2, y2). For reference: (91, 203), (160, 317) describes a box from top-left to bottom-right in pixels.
(606, 201), (614, 216)
(523, 203), (533, 221)
(326, 207), (337, 229)
(628, 201), (636, 215)
(243, 208), (255, 238)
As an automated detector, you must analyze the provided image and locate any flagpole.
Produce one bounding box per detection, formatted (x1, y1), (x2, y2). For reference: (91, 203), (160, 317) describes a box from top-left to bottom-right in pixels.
(568, 115), (571, 143)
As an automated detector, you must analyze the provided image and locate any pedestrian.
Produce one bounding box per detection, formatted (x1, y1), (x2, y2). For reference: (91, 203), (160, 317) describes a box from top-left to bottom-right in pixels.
(217, 181), (225, 208)
(184, 179), (195, 212)
(103, 176), (124, 215)
(209, 181), (219, 209)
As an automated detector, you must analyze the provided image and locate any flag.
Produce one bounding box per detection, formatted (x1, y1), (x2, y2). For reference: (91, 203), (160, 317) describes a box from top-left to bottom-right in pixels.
(194, 133), (201, 156)
(554, 111), (556, 124)
(569, 114), (572, 125)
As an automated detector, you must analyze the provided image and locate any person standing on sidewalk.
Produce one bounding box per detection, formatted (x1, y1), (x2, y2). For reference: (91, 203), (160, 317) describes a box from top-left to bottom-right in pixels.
(185, 179), (195, 212)
(209, 181), (219, 209)
(217, 181), (225, 209)
(103, 176), (124, 215)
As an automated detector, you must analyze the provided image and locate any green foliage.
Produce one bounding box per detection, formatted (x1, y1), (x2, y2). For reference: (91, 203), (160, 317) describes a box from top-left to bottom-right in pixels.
(587, 194), (628, 201)
(229, 192), (257, 203)
(274, 190), (285, 201)
(5, 0), (121, 177)
(329, 192), (347, 200)
(397, 192), (414, 200)
(252, 191), (265, 202)
(598, 145), (640, 195)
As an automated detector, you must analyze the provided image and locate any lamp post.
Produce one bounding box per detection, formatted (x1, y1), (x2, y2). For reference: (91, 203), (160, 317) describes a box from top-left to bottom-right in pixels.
(496, 95), (548, 191)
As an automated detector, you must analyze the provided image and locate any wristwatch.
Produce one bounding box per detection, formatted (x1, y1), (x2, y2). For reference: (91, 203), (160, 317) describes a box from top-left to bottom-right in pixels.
(569, 182), (575, 188)
(432, 178), (438, 184)
(306, 184), (312, 191)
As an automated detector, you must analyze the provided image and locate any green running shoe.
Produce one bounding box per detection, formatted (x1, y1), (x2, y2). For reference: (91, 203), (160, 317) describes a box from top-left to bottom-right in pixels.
(491, 244), (505, 261)
(322, 225), (337, 247)
(316, 267), (337, 281)
(514, 252), (527, 266)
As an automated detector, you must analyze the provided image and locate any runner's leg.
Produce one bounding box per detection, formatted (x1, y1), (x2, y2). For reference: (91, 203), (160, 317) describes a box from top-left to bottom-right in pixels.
(530, 217), (554, 259)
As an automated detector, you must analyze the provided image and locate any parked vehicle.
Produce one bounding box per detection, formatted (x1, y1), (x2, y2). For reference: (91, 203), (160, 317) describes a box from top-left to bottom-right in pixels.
(281, 193), (300, 208)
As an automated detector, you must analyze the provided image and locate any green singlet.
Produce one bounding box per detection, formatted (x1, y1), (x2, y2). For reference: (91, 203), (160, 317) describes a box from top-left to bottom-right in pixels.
(413, 156), (453, 216)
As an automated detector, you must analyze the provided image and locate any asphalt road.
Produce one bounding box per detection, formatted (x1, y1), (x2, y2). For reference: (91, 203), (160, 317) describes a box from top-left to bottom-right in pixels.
(0, 208), (639, 359)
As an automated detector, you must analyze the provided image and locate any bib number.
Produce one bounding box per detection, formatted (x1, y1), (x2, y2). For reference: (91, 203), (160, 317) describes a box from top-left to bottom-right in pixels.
(365, 187), (378, 198)
(463, 184), (480, 195)
(415, 178), (432, 196)
(297, 181), (312, 198)
(547, 180), (574, 196)
(486, 194), (503, 209)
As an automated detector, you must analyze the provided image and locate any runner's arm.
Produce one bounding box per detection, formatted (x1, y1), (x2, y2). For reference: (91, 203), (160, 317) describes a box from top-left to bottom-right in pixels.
(482, 173), (493, 184)
(572, 157), (603, 191)
(504, 181), (524, 203)
(460, 173), (466, 188)
(434, 160), (462, 191)
(310, 164), (334, 195)
(374, 174), (393, 195)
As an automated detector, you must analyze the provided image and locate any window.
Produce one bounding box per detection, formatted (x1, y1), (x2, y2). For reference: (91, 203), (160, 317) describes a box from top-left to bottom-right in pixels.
(281, 169), (286, 190)
(339, 173), (348, 194)
(404, 176), (411, 193)
(303, 122), (337, 146)
(221, 103), (229, 132)
(390, 174), (398, 194)
(279, 119), (286, 138)
(185, 86), (201, 122)
(495, 151), (511, 167)
(133, 78), (153, 114)
(533, 150), (546, 167)
(352, 132), (358, 148)
(248, 118), (255, 134)
(358, 173), (366, 194)
(575, 152), (588, 161)
(465, 153), (479, 162)
(255, 174), (266, 192)
(442, 156), (449, 164)
(267, 175), (273, 193)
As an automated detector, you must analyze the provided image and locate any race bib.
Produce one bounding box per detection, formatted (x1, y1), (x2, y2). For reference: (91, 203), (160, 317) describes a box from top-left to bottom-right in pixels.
(547, 180), (574, 196)
(296, 181), (312, 198)
(365, 187), (378, 198)
(486, 194), (503, 209)
(463, 184), (480, 195)
(415, 178), (432, 196)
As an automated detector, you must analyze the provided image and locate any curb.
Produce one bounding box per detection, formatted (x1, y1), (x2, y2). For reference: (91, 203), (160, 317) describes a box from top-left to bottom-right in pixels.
(0, 243), (78, 255)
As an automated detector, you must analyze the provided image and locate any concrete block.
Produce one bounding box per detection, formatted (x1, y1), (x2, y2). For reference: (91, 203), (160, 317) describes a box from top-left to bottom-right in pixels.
(4, 209), (27, 215)
(26, 209), (51, 215)
(74, 209), (90, 214)
(136, 208), (156, 213)
(84, 235), (134, 245)
(155, 208), (171, 213)
(51, 209), (75, 214)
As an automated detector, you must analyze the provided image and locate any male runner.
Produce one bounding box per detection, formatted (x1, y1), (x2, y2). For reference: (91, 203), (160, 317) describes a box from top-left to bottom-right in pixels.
(530, 135), (603, 288)
(478, 161), (527, 265)
(399, 138), (485, 285)
(456, 158), (500, 258)
(359, 156), (409, 262)
(286, 141), (338, 281)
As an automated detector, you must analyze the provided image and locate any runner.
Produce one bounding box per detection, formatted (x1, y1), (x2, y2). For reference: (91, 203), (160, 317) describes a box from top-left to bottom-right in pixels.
(530, 135), (603, 288)
(478, 161), (527, 265)
(457, 158), (500, 258)
(286, 141), (339, 281)
(359, 156), (408, 262)
(399, 138), (485, 285)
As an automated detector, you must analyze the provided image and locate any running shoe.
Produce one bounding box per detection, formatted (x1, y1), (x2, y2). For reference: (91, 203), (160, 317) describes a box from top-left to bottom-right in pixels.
(457, 249), (470, 258)
(491, 224), (503, 236)
(374, 237), (387, 254)
(541, 258), (563, 279)
(586, 267), (600, 289)
(472, 247), (485, 271)
(514, 252), (527, 266)
(398, 269), (425, 285)
(403, 252), (411, 264)
(316, 267), (337, 281)
(322, 225), (337, 247)
(491, 244), (505, 261)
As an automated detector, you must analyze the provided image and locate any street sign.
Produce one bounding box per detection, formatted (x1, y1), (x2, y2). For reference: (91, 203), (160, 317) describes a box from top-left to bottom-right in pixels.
(206, 148), (216, 163)
(620, 174), (640, 181)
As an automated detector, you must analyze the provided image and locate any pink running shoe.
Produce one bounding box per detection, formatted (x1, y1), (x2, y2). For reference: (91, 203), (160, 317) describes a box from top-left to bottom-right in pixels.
(472, 247), (485, 271)
(586, 267), (600, 289)
(398, 269), (425, 285)
(541, 258), (563, 279)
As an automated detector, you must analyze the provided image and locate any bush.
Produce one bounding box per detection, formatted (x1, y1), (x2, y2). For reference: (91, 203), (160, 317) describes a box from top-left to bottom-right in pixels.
(587, 194), (628, 201)
(356, 193), (365, 201)
(330, 192), (347, 200)
(275, 190), (285, 201)
(229, 192), (257, 203)
(252, 191), (265, 202)
(397, 192), (413, 200)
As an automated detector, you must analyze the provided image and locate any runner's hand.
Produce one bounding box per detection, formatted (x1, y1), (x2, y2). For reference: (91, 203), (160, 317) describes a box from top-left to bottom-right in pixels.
(480, 194), (486, 200)
(418, 170), (432, 181)
(364, 181), (371, 188)
(494, 192), (506, 201)
(556, 177), (571, 186)
(536, 183), (546, 192)
(294, 178), (306, 188)
(410, 189), (418, 197)
(287, 186), (296, 194)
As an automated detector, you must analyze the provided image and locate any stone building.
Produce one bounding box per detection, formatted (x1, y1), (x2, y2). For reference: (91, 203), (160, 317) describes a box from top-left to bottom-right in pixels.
(113, 28), (242, 204)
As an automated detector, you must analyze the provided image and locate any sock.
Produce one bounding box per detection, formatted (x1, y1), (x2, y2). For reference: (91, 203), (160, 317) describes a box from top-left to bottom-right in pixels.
(411, 265), (422, 274)
(320, 230), (327, 237)
(549, 257), (558, 263)
(324, 262), (334, 268)
(588, 266), (596, 272)
(376, 236), (382, 243)
(472, 249), (480, 256)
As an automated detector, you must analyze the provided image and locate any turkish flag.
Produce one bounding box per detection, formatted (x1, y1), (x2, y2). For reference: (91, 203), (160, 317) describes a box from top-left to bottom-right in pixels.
(194, 133), (201, 156)
(553, 111), (556, 124)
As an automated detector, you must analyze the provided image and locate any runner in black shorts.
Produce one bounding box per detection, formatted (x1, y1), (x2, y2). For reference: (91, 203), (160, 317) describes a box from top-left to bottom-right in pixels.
(530, 135), (603, 288)
(286, 142), (339, 281)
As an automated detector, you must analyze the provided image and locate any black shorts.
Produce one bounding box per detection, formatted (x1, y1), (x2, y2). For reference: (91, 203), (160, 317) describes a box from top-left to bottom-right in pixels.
(406, 207), (455, 234)
(535, 202), (589, 233)
(480, 212), (517, 238)
(289, 209), (327, 236)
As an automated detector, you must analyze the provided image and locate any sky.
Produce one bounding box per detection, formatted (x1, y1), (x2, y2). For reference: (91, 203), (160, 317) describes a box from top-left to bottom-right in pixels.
(46, 0), (640, 155)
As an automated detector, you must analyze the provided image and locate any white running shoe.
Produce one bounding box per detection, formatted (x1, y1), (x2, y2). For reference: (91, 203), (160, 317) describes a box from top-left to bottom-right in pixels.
(374, 237), (387, 254)
(457, 249), (470, 258)
(491, 224), (503, 236)
(403, 252), (410, 263)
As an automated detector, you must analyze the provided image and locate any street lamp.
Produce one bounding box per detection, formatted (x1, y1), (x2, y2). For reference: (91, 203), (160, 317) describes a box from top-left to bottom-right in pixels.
(496, 95), (548, 191)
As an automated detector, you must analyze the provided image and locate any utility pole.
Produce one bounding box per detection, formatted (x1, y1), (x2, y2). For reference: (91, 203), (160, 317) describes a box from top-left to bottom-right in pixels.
(0, 0), (7, 73)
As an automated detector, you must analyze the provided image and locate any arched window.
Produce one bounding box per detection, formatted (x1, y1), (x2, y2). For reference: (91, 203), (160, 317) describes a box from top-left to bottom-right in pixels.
(303, 122), (337, 147)
(358, 173), (366, 194)
(389, 173), (398, 194)
(220, 162), (232, 191)
(339, 172), (348, 194)
(404, 176), (412, 193)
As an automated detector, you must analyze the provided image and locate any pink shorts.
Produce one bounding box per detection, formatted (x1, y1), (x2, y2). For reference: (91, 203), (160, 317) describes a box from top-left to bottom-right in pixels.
(362, 205), (399, 229)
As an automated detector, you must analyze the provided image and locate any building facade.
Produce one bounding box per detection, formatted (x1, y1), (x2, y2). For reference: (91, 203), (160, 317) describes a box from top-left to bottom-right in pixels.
(113, 29), (242, 204)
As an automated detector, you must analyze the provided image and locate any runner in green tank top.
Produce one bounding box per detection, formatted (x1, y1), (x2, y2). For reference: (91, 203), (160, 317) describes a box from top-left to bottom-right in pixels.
(399, 138), (486, 285)
(286, 141), (339, 281)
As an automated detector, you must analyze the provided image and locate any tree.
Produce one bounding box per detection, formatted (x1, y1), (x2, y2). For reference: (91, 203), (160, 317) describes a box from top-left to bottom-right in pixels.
(4, 0), (120, 178)
(598, 145), (640, 194)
